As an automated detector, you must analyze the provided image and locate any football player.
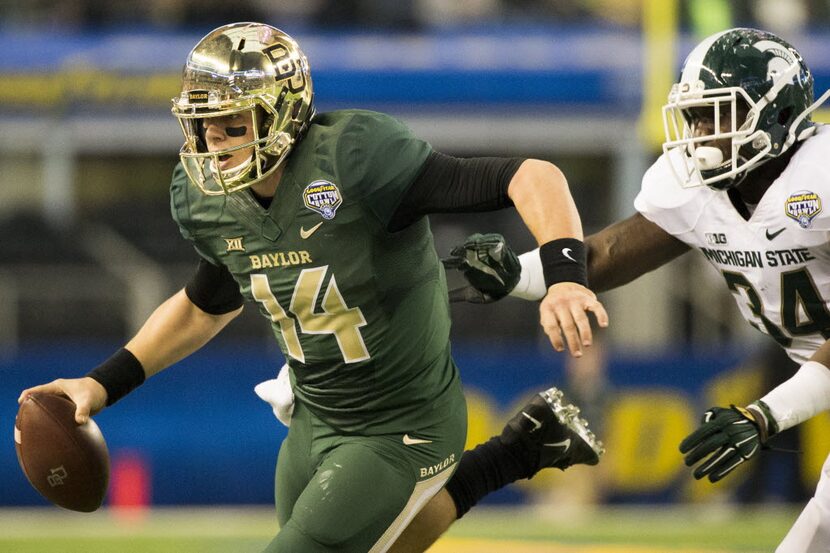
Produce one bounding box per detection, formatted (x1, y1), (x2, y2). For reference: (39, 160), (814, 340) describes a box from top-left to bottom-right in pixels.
(434, 27), (830, 553)
(18, 23), (608, 553)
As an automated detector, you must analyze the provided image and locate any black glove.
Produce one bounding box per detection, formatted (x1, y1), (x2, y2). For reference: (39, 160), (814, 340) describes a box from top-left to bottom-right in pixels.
(442, 233), (521, 304)
(679, 402), (774, 483)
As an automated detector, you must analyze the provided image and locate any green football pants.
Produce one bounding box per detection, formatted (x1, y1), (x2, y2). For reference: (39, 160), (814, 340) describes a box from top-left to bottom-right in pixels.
(263, 394), (466, 553)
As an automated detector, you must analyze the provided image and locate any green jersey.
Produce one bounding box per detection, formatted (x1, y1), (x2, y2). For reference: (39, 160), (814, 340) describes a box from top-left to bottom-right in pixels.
(170, 110), (461, 434)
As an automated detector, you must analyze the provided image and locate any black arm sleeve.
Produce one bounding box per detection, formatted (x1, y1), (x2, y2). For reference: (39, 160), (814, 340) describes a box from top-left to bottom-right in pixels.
(388, 151), (525, 232)
(184, 258), (245, 315)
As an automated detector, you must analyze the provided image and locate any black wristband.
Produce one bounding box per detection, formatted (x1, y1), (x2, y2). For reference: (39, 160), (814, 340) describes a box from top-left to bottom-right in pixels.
(539, 238), (588, 288)
(85, 348), (146, 406)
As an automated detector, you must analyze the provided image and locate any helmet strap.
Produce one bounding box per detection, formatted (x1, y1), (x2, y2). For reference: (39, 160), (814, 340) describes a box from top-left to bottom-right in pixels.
(783, 88), (830, 151)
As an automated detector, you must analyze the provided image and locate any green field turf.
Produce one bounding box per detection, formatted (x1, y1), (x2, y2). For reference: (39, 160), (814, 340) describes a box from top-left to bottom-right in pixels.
(0, 504), (799, 552)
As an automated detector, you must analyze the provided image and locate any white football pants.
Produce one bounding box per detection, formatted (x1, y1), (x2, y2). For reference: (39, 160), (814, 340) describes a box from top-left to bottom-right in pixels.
(776, 452), (830, 552)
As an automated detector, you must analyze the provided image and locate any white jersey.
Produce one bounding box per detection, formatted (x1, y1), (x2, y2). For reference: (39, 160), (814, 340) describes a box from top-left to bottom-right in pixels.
(635, 125), (830, 364)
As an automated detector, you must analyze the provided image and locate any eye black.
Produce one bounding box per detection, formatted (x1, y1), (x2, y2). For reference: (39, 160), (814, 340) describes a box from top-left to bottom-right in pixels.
(225, 126), (248, 137)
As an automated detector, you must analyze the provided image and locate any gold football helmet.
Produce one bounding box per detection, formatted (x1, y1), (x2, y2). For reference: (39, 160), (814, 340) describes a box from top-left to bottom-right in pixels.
(171, 23), (314, 195)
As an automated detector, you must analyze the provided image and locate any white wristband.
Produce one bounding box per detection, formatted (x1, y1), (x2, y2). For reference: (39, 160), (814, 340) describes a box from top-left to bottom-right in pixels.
(510, 249), (546, 301)
(760, 360), (830, 432)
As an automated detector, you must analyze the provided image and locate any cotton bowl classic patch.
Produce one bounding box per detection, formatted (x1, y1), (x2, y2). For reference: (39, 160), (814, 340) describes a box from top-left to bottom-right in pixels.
(785, 190), (822, 228)
(303, 180), (342, 220)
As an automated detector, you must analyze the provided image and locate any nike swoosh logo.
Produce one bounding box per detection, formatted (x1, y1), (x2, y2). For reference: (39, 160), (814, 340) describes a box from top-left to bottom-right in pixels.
(765, 228), (786, 240)
(300, 222), (324, 239)
(562, 247), (577, 263)
(521, 412), (542, 432)
(403, 434), (433, 446)
(543, 438), (571, 451)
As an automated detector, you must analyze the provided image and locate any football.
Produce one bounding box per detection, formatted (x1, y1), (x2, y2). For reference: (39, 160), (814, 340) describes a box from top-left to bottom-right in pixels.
(15, 393), (110, 512)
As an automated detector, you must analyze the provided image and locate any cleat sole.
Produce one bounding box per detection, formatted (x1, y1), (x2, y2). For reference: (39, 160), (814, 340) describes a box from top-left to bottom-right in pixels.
(540, 387), (606, 459)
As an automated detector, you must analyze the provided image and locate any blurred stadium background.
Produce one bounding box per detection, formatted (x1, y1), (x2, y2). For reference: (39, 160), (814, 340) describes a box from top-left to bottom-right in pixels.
(3, 0), (830, 551)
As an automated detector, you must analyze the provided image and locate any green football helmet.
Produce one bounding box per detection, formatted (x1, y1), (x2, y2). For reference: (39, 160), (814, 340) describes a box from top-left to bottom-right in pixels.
(171, 23), (314, 195)
(663, 28), (825, 190)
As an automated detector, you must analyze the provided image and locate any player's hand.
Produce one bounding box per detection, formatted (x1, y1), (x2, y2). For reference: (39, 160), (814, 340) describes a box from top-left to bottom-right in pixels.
(18, 378), (108, 425)
(442, 233), (521, 304)
(540, 282), (608, 357)
(679, 405), (765, 483)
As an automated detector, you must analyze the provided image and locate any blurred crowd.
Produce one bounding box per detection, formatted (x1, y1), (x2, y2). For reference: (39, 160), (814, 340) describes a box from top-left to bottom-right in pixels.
(3, 0), (830, 33)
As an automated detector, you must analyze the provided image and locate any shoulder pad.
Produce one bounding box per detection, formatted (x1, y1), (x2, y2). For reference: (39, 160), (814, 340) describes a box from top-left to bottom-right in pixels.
(169, 163), (194, 240)
(634, 150), (714, 236)
(776, 127), (830, 232)
(168, 162), (226, 245)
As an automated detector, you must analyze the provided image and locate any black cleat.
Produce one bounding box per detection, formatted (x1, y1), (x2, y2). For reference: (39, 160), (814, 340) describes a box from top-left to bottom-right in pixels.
(500, 387), (605, 474)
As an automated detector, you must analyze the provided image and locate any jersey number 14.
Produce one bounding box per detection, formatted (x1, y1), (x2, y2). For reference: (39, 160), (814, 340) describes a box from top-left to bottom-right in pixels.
(250, 266), (370, 363)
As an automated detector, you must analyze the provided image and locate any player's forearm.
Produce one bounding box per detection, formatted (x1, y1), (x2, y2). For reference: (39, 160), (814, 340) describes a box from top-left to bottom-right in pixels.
(126, 288), (242, 377)
(507, 160), (583, 244)
(508, 240), (660, 299)
(586, 214), (690, 292)
(507, 229), (660, 300)
(751, 343), (830, 434)
(585, 223), (645, 293)
(508, 214), (690, 300)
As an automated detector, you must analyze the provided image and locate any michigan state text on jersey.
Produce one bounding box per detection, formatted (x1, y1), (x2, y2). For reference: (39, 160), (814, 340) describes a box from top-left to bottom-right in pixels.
(455, 27), (830, 553)
(636, 125), (830, 364)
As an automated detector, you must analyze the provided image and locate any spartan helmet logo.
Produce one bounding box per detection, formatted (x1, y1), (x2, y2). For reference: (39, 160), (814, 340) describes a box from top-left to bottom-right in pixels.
(661, 28), (822, 190)
(753, 40), (797, 82)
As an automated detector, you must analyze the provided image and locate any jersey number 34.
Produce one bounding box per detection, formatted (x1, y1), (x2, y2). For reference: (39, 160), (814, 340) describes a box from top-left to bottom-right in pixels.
(723, 268), (830, 347)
